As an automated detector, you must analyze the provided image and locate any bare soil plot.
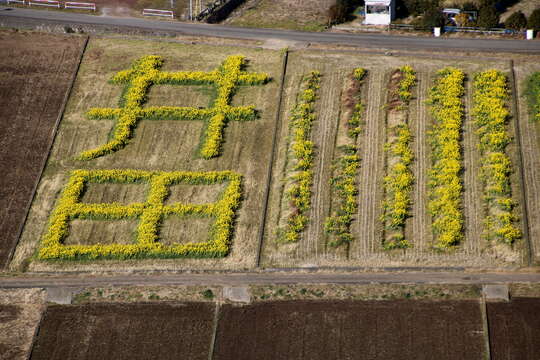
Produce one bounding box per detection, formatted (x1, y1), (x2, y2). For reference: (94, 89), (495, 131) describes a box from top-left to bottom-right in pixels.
(0, 289), (46, 360)
(11, 37), (283, 271)
(262, 50), (530, 269)
(30, 302), (215, 360)
(213, 299), (486, 360)
(487, 298), (540, 360)
(0, 31), (85, 269)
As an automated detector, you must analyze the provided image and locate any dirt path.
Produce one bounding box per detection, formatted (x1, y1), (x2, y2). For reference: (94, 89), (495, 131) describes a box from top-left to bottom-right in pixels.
(412, 71), (430, 252)
(353, 71), (385, 258)
(302, 71), (342, 259)
(463, 78), (482, 254)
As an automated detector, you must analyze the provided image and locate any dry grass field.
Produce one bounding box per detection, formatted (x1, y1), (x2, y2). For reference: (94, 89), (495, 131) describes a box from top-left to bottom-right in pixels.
(11, 37), (283, 272)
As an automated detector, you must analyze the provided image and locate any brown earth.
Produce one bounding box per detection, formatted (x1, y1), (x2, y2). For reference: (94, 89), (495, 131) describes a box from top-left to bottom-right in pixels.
(213, 299), (486, 360)
(30, 302), (215, 360)
(0, 31), (85, 269)
(487, 297), (540, 360)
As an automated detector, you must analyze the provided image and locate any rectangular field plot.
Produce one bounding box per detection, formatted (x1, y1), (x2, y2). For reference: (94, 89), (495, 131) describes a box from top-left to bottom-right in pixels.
(64, 219), (138, 246)
(214, 300), (486, 360)
(487, 298), (540, 360)
(261, 50), (532, 269)
(0, 31), (85, 269)
(11, 37), (283, 271)
(30, 303), (215, 360)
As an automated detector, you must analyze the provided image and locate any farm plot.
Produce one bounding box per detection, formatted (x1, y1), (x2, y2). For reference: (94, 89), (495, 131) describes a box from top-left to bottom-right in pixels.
(487, 298), (540, 360)
(261, 50), (530, 269)
(10, 37), (283, 271)
(0, 31), (85, 269)
(513, 61), (540, 265)
(213, 299), (486, 360)
(30, 302), (215, 360)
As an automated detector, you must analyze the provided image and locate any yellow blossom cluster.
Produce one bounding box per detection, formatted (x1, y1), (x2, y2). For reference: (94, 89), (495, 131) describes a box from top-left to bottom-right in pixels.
(473, 70), (521, 244)
(38, 169), (242, 260)
(427, 67), (465, 249)
(325, 68), (366, 247)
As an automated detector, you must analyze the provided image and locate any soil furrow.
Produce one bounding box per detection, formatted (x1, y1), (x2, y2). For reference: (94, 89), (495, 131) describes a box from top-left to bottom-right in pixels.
(303, 71), (341, 259)
(413, 71), (429, 252)
(354, 71), (383, 258)
(463, 77), (481, 254)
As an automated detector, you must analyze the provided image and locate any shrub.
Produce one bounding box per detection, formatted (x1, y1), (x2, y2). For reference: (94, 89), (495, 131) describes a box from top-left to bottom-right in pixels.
(325, 68), (366, 247)
(38, 169), (243, 260)
(477, 5), (500, 29)
(427, 67), (465, 249)
(528, 8), (540, 31)
(280, 71), (321, 243)
(505, 11), (527, 30)
(421, 6), (445, 28)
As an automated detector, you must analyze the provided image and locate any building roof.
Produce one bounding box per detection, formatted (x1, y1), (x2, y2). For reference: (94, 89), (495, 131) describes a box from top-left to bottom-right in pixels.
(365, 0), (391, 5)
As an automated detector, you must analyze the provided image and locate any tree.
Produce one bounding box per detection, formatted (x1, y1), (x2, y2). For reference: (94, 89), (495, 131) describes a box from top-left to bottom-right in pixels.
(477, 5), (499, 28)
(421, 6), (445, 28)
(505, 11), (527, 30)
(528, 8), (540, 31)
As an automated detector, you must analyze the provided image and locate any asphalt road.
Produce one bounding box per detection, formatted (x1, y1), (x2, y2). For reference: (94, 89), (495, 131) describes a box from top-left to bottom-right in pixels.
(1, 271), (540, 288)
(1, 7), (540, 53)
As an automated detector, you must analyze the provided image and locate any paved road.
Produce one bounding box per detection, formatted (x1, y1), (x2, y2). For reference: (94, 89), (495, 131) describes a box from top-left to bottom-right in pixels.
(1, 7), (540, 53)
(1, 271), (540, 288)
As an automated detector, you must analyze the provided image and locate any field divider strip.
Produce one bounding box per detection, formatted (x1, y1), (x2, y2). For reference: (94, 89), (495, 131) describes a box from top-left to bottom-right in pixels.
(26, 301), (47, 360)
(208, 302), (220, 360)
(255, 49), (289, 268)
(480, 296), (492, 360)
(4, 35), (89, 270)
(509, 60), (532, 266)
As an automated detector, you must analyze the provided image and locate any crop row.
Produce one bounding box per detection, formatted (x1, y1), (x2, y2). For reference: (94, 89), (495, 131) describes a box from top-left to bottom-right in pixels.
(38, 169), (242, 260)
(79, 55), (269, 160)
(280, 71), (321, 243)
(526, 71), (540, 122)
(325, 68), (366, 247)
(472, 70), (521, 244)
(427, 67), (465, 249)
(381, 66), (416, 250)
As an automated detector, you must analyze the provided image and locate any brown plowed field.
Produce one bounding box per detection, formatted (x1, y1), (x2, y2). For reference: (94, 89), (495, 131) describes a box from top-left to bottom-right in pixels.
(213, 299), (486, 360)
(487, 298), (540, 360)
(30, 302), (215, 360)
(0, 31), (85, 269)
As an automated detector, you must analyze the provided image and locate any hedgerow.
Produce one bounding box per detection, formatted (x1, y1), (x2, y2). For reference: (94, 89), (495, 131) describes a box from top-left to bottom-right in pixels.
(38, 169), (242, 260)
(525, 71), (540, 122)
(325, 68), (365, 247)
(427, 67), (465, 249)
(79, 55), (269, 160)
(280, 71), (321, 243)
(472, 70), (521, 244)
(381, 66), (416, 250)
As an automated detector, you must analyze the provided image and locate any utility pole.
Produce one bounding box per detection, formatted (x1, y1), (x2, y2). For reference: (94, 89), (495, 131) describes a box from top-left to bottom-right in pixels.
(189, 0), (192, 20)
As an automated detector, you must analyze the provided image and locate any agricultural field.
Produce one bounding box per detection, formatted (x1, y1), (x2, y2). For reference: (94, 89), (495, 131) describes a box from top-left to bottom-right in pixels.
(6, 33), (540, 272)
(10, 37), (283, 271)
(262, 50), (540, 269)
(0, 31), (85, 269)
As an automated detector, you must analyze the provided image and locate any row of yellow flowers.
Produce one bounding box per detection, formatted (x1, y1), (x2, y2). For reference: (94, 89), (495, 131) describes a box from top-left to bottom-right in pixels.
(38, 169), (242, 260)
(427, 67), (465, 249)
(381, 66), (416, 250)
(281, 71), (321, 243)
(472, 70), (521, 244)
(324, 68), (365, 247)
(79, 55), (269, 160)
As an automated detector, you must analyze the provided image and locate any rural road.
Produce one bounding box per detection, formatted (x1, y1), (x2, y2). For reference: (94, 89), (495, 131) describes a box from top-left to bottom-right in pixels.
(1, 7), (540, 53)
(1, 271), (540, 288)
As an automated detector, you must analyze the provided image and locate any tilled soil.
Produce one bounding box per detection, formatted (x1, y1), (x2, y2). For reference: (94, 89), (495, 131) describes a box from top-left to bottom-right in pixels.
(213, 299), (486, 360)
(487, 298), (540, 360)
(0, 30), (85, 268)
(30, 302), (215, 360)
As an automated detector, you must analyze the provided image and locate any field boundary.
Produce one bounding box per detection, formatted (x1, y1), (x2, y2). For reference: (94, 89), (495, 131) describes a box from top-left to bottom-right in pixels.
(4, 35), (89, 270)
(509, 60), (533, 266)
(255, 49), (288, 267)
(480, 296), (492, 360)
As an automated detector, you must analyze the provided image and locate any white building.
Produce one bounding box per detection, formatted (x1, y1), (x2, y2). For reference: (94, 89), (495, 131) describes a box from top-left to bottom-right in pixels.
(364, 0), (395, 25)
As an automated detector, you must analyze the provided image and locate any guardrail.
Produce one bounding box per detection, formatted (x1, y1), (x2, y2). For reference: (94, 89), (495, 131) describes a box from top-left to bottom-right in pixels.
(64, 1), (95, 10)
(6, 0), (25, 4)
(28, 0), (60, 7)
(142, 8), (174, 18)
(389, 23), (526, 36)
